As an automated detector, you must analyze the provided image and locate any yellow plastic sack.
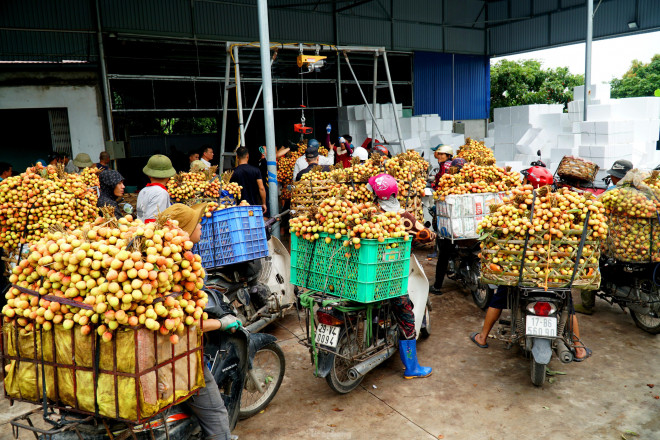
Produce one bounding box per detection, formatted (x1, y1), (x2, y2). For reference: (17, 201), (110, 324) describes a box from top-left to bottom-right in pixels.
(2, 323), (204, 422)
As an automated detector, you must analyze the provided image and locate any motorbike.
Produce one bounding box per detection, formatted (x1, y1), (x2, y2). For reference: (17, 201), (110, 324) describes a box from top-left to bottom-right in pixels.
(522, 149), (608, 195)
(10, 291), (285, 439)
(300, 256), (431, 394)
(206, 211), (295, 334)
(596, 258), (660, 334)
(443, 239), (494, 309)
(495, 286), (578, 387)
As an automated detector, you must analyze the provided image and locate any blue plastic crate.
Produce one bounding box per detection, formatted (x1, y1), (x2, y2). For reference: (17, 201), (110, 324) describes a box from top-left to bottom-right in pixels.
(212, 206), (268, 266)
(191, 206), (268, 269)
(193, 217), (216, 269)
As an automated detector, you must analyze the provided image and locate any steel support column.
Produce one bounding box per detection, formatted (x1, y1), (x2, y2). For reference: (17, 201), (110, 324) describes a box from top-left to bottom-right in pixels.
(257, 0), (280, 233)
(219, 47), (231, 172)
(583, 0), (593, 121)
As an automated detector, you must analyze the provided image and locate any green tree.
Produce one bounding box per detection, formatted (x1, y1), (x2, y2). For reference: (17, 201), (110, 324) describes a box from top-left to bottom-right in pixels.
(610, 54), (660, 98)
(490, 59), (584, 118)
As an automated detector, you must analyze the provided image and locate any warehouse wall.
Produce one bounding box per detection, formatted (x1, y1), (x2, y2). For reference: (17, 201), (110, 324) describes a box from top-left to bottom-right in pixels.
(0, 83), (106, 162)
(413, 52), (490, 122)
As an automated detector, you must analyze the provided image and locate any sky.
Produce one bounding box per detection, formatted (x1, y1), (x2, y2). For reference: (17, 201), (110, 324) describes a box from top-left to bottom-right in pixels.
(492, 31), (660, 85)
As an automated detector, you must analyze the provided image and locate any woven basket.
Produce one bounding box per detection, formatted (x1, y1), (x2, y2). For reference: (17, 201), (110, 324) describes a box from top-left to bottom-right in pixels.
(557, 156), (599, 182)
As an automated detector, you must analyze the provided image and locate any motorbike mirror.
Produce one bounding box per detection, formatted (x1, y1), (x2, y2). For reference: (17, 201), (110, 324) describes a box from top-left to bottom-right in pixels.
(536, 150), (541, 157)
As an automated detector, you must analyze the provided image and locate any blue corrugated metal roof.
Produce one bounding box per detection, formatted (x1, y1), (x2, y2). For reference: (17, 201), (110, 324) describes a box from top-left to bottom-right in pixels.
(413, 51), (490, 120)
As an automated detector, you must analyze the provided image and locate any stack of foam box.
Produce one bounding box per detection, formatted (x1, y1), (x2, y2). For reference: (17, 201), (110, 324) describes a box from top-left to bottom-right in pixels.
(491, 85), (660, 176)
(337, 103), (464, 170)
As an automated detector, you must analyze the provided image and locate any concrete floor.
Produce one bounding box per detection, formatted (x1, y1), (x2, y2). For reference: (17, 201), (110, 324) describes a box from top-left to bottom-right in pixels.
(2, 253), (659, 440)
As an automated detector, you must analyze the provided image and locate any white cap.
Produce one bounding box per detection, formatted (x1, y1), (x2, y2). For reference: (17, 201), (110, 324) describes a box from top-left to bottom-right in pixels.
(353, 147), (369, 161)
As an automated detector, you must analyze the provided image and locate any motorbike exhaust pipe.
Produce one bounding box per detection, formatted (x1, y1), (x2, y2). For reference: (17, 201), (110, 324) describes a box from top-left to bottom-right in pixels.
(347, 346), (397, 381)
(555, 339), (574, 363)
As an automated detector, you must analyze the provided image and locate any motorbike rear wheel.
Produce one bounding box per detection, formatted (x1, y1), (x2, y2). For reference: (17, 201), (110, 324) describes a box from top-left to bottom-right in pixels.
(239, 342), (286, 419)
(471, 283), (493, 310)
(420, 302), (431, 338)
(530, 359), (546, 387)
(630, 310), (660, 334)
(326, 331), (363, 394)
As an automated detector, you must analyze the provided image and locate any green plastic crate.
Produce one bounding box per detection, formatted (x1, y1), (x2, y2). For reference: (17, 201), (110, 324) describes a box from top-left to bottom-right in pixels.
(290, 232), (411, 303)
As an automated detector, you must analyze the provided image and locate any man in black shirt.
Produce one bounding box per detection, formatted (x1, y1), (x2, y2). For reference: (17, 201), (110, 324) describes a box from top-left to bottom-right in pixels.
(295, 145), (331, 181)
(230, 146), (267, 212)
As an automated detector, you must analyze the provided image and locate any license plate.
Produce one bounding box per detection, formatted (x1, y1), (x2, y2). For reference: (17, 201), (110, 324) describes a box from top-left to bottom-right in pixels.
(525, 315), (557, 337)
(315, 324), (340, 348)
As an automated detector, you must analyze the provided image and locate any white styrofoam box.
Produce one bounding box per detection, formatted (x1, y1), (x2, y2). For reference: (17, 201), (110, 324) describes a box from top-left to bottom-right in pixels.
(425, 115), (443, 132)
(404, 137), (422, 150)
(353, 105), (365, 120)
(515, 128), (542, 154)
(503, 161), (523, 171)
(412, 116), (426, 132)
(594, 120), (632, 134)
(568, 112), (583, 122)
(516, 128), (542, 145)
(494, 143), (515, 162)
(578, 121), (595, 133)
(586, 104), (614, 121)
(575, 84), (612, 102)
(394, 103), (403, 118)
(592, 83), (611, 102)
(495, 125), (512, 143)
(487, 128), (495, 138)
(647, 119), (660, 141)
(550, 147), (578, 163)
(419, 131), (430, 142)
(546, 104), (565, 114)
(338, 120), (350, 135)
(348, 120), (363, 134)
(397, 118), (413, 138)
(511, 124), (533, 143)
(494, 107), (511, 125)
(568, 101), (582, 113)
(511, 105), (548, 124)
(580, 144), (620, 158)
(590, 155), (632, 170)
(514, 154), (537, 165)
(612, 97), (660, 120)
(596, 132), (634, 145)
(488, 122), (496, 130)
(536, 113), (563, 129)
(380, 104), (392, 119)
(346, 106), (356, 120)
(484, 137), (494, 148)
(557, 134), (580, 149)
(439, 121), (453, 132)
(581, 133), (597, 146)
(452, 133), (466, 145)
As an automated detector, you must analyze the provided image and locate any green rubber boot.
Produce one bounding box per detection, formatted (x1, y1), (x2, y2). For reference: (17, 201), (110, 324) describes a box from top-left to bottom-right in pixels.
(575, 290), (595, 315)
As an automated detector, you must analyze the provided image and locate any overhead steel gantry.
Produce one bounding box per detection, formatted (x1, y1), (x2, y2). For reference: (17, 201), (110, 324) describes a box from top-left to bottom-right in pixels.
(218, 41), (407, 173)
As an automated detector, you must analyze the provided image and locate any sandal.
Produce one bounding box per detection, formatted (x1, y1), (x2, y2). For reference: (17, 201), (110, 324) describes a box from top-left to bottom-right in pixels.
(469, 332), (488, 349)
(573, 347), (592, 362)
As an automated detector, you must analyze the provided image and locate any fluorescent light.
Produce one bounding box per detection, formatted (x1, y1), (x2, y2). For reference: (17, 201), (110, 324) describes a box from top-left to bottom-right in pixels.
(628, 21), (638, 29)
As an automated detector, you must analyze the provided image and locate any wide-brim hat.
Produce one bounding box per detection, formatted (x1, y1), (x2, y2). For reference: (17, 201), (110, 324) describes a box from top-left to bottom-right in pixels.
(143, 154), (176, 178)
(73, 153), (94, 168)
(159, 203), (208, 237)
(431, 144), (453, 155)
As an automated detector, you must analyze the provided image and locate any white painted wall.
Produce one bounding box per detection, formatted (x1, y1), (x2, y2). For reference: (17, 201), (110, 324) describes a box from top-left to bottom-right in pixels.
(0, 85), (105, 162)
